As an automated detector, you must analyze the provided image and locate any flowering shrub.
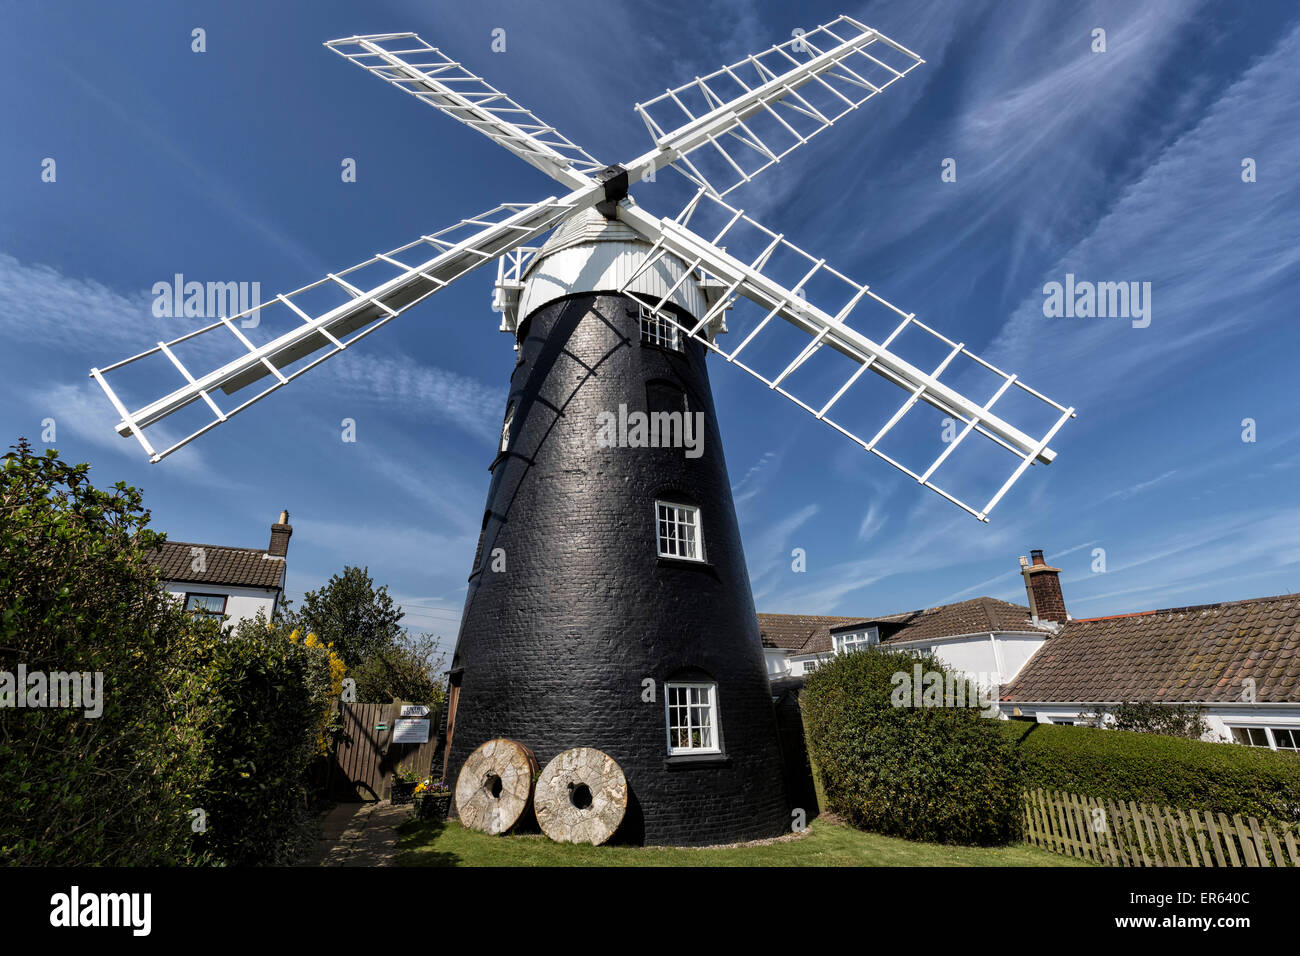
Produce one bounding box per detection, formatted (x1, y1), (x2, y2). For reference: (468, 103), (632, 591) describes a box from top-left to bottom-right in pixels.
(287, 628), (346, 756)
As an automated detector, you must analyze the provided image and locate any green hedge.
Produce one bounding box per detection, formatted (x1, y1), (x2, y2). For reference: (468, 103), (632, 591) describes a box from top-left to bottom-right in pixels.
(802, 647), (1021, 846)
(185, 615), (338, 866)
(999, 721), (1300, 822)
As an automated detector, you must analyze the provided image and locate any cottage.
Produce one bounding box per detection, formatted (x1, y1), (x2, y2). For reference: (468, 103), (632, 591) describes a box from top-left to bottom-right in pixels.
(760, 547), (1300, 750)
(1000, 592), (1300, 749)
(146, 511), (293, 628)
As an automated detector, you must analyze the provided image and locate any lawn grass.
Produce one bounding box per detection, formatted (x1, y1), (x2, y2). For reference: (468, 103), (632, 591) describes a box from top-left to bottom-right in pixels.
(395, 815), (1088, 867)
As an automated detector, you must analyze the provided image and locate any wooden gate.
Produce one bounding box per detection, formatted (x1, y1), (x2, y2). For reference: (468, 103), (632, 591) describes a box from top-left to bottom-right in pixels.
(329, 701), (441, 802)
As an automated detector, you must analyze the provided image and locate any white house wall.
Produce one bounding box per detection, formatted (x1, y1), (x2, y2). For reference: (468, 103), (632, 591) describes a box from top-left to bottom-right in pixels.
(998, 702), (1300, 749)
(165, 583), (279, 629)
(892, 632), (1048, 689)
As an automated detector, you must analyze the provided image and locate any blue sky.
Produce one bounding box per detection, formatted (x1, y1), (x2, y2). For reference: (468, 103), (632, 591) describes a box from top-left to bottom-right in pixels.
(3, 0), (1298, 651)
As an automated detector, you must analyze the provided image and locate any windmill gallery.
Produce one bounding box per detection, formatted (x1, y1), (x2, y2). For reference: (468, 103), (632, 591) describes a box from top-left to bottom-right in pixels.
(88, 16), (1074, 846)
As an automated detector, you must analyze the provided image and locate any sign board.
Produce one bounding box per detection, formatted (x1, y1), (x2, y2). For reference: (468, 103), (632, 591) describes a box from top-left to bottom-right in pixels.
(391, 717), (430, 744)
(400, 704), (430, 717)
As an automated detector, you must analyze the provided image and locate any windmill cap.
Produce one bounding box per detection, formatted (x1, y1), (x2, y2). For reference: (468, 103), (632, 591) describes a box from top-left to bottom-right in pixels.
(515, 208), (708, 324)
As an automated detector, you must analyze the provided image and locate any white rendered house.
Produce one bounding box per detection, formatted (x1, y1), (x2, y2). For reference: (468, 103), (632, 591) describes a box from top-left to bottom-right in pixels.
(147, 511), (293, 629)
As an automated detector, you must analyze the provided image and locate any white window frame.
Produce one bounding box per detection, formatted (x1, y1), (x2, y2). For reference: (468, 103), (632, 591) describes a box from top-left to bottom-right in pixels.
(184, 592), (227, 617)
(500, 402), (514, 453)
(665, 681), (721, 755)
(640, 303), (681, 351)
(1229, 725), (1300, 751)
(834, 626), (879, 655)
(655, 500), (704, 562)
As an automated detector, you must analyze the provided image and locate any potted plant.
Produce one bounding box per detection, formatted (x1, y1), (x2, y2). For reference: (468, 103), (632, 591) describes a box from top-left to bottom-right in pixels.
(391, 765), (420, 804)
(413, 777), (452, 820)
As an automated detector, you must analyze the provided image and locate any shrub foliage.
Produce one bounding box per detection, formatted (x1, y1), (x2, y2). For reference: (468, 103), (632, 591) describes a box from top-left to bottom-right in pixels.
(0, 441), (347, 865)
(0, 441), (215, 864)
(801, 647), (1022, 846)
(999, 721), (1300, 822)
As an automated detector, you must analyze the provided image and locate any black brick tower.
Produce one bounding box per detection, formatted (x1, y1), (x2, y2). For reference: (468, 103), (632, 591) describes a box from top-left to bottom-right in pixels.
(441, 278), (791, 845)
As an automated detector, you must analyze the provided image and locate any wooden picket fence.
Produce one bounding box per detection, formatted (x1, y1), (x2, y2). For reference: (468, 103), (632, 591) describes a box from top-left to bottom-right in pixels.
(1021, 788), (1300, 867)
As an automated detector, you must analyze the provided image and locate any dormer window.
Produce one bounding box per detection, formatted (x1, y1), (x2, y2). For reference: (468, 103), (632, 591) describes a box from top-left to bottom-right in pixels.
(640, 304), (681, 352)
(835, 626), (879, 655)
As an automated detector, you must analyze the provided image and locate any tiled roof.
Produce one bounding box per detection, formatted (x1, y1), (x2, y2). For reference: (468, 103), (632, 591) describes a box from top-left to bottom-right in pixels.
(871, 597), (1043, 646)
(755, 614), (860, 653)
(1001, 593), (1300, 703)
(758, 598), (1046, 655)
(146, 540), (286, 591)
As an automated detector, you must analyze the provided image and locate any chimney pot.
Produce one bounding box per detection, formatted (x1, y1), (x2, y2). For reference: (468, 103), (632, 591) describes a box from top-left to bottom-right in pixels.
(1030, 549), (1045, 566)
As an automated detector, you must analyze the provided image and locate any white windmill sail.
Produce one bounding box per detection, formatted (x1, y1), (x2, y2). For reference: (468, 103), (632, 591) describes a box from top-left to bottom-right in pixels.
(91, 196), (589, 462)
(325, 33), (605, 190)
(613, 192), (1074, 521)
(628, 15), (924, 197)
(88, 14), (1074, 520)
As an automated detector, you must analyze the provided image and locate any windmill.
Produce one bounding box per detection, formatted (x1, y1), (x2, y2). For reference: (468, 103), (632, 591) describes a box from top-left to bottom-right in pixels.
(89, 16), (1075, 845)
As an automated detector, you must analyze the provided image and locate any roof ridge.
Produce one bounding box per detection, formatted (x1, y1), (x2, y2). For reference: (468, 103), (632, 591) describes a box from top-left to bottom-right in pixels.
(1071, 591), (1300, 623)
(151, 539), (269, 555)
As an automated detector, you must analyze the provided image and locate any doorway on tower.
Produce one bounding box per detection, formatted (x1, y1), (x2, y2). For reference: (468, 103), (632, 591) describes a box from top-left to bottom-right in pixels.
(439, 667), (463, 781)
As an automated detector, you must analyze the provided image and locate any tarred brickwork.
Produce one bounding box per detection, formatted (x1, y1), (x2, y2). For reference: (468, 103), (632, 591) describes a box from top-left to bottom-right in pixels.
(443, 293), (790, 846)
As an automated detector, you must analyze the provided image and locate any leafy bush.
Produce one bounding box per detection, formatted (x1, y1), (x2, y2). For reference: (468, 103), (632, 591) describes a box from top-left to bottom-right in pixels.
(801, 647), (1022, 846)
(1000, 721), (1300, 822)
(1081, 700), (1208, 739)
(0, 441), (215, 865)
(187, 612), (343, 865)
(1, 441), (351, 866)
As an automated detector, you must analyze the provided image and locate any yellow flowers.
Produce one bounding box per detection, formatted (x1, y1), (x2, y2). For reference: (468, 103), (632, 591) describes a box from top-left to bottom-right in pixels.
(282, 626), (346, 755)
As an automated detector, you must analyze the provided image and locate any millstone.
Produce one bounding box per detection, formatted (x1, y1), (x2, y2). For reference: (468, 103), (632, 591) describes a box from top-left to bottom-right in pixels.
(533, 747), (628, 845)
(455, 738), (538, 835)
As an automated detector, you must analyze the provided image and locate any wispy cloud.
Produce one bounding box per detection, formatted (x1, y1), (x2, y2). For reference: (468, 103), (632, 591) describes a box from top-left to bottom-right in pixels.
(319, 352), (503, 444)
(985, 17), (1300, 403)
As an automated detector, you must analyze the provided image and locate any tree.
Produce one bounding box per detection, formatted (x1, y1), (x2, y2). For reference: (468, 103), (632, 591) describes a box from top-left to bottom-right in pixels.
(296, 565), (404, 668)
(349, 630), (446, 706)
(0, 440), (215, 865)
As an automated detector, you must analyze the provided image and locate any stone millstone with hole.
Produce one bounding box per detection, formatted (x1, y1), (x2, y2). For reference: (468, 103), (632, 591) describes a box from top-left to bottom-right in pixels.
(455, 738), (538, 835)
(534, 747), (628, 846)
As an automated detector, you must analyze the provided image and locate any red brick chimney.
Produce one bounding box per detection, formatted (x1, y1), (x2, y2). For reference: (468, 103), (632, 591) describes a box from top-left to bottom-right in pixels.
(268, 509), (293, 558)
(1020, 548), (1066, 625)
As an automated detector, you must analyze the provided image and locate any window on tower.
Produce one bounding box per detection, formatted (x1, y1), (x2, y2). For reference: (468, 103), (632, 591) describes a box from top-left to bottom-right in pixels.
(655, 500), (703, 561)
(665, 682), (720, 754)
(639, 303), (682, 352)
(500, 402), (515, 453)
